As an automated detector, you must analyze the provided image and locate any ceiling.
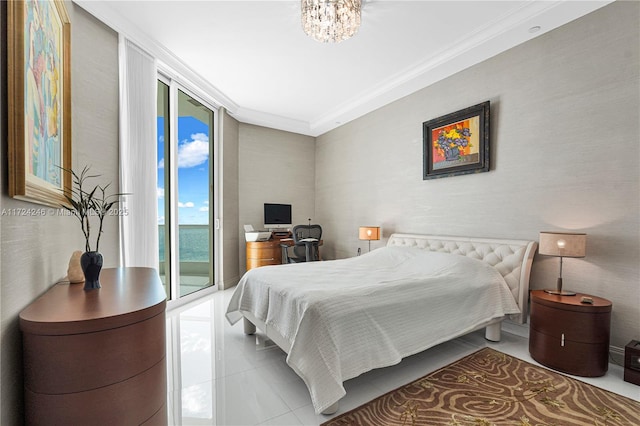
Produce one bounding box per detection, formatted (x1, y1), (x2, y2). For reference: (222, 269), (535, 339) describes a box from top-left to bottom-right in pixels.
(75, 1), (612, 136)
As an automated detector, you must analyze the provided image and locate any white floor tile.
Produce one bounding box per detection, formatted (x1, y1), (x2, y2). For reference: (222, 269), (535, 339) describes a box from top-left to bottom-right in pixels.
(258, 411), (304, 426)
(212, 370), (292, 425)
(166, 288), (640, 425)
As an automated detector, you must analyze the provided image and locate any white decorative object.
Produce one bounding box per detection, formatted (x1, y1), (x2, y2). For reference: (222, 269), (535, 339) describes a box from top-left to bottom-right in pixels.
(67, 250), (85, 283)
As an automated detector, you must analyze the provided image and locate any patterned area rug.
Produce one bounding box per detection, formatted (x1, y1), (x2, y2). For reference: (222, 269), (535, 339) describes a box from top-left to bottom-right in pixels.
(322, 348), (640, 426)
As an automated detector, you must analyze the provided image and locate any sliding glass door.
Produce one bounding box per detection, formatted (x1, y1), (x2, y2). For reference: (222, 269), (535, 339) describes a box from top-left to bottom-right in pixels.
(158, 79), (217, 301)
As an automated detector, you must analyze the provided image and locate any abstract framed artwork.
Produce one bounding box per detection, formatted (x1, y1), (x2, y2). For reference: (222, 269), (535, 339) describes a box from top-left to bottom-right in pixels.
(8, 0), (72, 207)
(423, 101), (490, 180)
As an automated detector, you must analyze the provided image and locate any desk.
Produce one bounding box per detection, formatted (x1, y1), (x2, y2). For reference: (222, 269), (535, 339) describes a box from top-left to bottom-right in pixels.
(20, 267), (167, 425)
(246, 239), (323, 270)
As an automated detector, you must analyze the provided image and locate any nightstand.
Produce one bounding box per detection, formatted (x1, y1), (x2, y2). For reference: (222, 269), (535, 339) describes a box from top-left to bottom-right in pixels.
(529, 290), (611, 377)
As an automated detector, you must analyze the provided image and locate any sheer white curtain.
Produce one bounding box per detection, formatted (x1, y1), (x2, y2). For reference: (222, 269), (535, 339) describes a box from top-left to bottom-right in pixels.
(118, 37), (159, 268)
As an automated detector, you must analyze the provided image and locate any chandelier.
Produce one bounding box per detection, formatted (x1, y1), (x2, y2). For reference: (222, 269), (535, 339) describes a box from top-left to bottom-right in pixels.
(301, 0), (362, 43)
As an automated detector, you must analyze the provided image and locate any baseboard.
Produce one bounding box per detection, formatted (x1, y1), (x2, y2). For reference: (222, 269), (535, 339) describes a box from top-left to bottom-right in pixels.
(609, 345), (625, 367)
(222, 275), (240, 290)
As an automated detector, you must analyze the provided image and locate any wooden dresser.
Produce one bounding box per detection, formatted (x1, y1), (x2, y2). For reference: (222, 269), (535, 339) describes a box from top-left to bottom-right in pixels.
(529, 290), (611, 377)
(19, 267), (167, 425)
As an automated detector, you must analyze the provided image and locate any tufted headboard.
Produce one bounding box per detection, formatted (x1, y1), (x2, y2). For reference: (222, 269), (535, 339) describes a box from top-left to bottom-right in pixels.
(387, 233), (537, 324)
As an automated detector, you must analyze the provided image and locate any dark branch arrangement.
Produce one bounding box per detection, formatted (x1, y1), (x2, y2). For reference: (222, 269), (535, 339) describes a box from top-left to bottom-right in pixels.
(61, 166), (125, 253)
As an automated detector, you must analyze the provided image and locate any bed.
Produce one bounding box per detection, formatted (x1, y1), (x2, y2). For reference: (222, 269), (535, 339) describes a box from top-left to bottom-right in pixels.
(226, 233), (537, 414)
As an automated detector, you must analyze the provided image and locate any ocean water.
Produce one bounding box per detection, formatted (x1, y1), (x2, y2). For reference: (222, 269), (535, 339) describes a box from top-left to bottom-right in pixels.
(158, 225), (210, 262)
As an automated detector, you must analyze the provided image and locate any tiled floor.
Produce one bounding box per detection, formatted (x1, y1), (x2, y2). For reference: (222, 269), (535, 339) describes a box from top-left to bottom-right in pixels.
(166, 288), (640, 426)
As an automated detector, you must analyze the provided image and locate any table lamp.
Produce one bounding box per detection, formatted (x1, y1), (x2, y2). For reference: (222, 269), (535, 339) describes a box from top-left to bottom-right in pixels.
(539, 231), (586, 296)
(359, 226), (380, 252)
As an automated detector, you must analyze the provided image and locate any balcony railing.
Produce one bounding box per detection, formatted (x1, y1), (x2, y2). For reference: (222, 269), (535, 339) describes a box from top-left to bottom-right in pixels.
(158, 224), (212, 297)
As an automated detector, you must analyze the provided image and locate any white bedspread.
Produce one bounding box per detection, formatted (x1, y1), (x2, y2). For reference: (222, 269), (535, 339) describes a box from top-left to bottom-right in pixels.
(226, 246), (520, 414)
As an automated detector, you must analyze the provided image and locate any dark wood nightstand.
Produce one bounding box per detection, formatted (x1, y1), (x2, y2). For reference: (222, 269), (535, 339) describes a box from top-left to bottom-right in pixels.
(529, 290), (612, 377)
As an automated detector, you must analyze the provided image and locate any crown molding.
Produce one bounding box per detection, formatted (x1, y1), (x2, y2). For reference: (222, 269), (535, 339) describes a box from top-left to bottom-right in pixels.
(229, 107), (313, 136)
(307, 0), (613, 136)
(73, 0), (612, 138)
(73, 0), (239, 114)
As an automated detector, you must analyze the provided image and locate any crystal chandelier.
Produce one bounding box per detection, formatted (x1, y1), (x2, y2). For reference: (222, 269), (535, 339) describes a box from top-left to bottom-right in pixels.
(301, 0), (362, 43)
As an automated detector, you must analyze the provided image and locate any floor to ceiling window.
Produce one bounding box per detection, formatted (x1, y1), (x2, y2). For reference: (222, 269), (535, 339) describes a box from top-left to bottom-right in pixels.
(158, 78), (217, 301)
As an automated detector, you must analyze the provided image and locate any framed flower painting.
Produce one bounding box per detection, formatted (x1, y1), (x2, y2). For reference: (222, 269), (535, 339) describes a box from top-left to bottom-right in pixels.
(423, 101), (490, 180)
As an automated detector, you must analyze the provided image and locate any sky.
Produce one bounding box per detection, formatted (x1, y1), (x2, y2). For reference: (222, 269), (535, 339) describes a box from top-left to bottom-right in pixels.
(157, 116), (210, 225)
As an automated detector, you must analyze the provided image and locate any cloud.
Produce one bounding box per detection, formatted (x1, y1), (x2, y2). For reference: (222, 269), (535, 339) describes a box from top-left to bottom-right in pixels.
(158, 216), (165, 225)
(157, 133), (208, 169)
(199, 206), (209, 212)
(157, 187), (164, 199)
(178, 133), (209, 168)
(178, 201), (195, 208)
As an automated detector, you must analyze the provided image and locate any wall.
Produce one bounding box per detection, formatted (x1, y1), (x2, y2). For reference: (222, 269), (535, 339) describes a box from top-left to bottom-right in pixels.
(0, 3), (120, 424)
(315, 1), (639, 351)
(220, 108), (240, 289)
(238, 124), (316, 273)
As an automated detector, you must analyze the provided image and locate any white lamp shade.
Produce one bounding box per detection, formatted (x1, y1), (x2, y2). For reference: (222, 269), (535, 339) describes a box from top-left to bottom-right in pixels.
(539, 232), (586, 258)
(359, 226), (380, 241)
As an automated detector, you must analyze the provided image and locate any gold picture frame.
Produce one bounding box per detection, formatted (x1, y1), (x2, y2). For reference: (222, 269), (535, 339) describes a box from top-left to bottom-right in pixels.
(8, 0), (71, 207)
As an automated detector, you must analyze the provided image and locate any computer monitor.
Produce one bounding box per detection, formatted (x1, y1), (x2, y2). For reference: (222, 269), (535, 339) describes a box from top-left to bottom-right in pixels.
(264, 203), (292, 230)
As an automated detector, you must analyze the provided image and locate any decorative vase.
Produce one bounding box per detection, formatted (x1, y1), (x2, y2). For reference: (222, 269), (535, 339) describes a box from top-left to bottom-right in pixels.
(80, 251), (103, 290)
(445, 147), (460, 161)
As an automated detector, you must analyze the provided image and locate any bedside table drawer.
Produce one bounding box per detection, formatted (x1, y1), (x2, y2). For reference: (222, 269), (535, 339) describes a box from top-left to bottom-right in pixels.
(530, 328), (608, 376)
(246, 246), (281, 260)
(530, 302), (611, 343)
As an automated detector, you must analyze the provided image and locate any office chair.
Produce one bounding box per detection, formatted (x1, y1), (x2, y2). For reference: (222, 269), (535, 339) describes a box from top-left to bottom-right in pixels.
(281, 224), (322, 263)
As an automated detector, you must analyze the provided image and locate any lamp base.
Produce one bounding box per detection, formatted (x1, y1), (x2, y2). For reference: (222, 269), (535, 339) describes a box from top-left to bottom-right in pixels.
(544, 289), (577, 296)
(544, 277), (575, 296)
